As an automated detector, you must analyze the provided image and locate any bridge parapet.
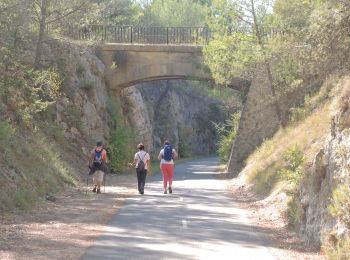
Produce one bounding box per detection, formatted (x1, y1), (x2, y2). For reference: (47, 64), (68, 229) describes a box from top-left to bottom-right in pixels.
(65, 25), (211, 45)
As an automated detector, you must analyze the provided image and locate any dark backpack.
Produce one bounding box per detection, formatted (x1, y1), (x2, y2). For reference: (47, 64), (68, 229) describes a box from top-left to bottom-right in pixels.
(136, 153), (147, 172)
(163, 144), (173, 161)
(93, 149), (103, 165)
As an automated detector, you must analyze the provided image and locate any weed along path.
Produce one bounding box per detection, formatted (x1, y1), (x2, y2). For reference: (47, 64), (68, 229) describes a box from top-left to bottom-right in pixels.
(82, 157), (275, 260)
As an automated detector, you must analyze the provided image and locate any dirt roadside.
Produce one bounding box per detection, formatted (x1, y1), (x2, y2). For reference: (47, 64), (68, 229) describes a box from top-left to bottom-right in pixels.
(226, 174), (326, 260)
(0, 173), (136, 260)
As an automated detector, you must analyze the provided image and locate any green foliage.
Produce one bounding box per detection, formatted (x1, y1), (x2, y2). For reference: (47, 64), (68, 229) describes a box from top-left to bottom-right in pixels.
(289, 77), (336, 124)
(140, 0), (208, 27)
(278, 146), (305, 227)
(1, 65), (62, 129)
(329, 183), (350, 228)
(278, 146), (304, 186)
(289, 106), (308, 124)
(0, 130), (77, 212)
(215, 112), (240, 163)
(79, 79), (95, 91)
(66, 105), (83, 131)
(0, 120), (15, 144)
(106, 98), (134, 173)
(325, 237), (350, 260)
(88, 0), (142, 26)
(178, 126), (194, 158)
(76, 63), (85, 77)
(204, 34), (260, 85)
(286, 194), (304, 229)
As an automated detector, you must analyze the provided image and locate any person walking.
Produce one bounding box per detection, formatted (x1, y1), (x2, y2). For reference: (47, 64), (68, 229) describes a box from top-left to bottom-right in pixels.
(129, 143), (151, 195)
(158, 140), (177, 194)
(88, 141), (108, 194)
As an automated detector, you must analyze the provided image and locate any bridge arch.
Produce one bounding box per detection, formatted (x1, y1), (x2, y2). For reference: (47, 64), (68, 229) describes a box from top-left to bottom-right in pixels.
(99, 44), (249, 93)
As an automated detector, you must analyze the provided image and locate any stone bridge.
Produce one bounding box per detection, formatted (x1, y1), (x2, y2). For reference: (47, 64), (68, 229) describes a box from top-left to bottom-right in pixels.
(98, 43), (249, 92)
(100, 44), (209, 90)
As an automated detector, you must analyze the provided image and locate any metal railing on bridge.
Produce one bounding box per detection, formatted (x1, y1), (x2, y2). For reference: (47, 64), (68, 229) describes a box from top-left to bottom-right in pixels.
(66, 25), (211, 45)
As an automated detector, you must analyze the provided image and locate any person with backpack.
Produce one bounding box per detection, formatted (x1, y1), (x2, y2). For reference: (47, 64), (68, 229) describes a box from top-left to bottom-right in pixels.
(88, 141), (108, 194)
(158, 140), (177, 194)
(129, 143), (151, 195)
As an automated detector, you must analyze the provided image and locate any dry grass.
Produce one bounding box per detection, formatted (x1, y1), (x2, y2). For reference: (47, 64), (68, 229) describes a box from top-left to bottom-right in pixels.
(244, 102), (332, 195)
(243, 76), (348, 196)
(0, 128), (80, 213)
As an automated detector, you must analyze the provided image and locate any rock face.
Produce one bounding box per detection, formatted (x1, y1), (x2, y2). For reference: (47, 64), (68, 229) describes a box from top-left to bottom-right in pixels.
(121, 80), (231, 158)
(227, 66), (321, 175)
(45, 41), (110, 146)
(297, 80), (350, 246)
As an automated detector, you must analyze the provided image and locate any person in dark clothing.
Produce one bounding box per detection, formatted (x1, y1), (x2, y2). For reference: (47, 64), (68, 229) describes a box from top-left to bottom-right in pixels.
(88, 141), (108, 194)
(129, 143), (151, 195)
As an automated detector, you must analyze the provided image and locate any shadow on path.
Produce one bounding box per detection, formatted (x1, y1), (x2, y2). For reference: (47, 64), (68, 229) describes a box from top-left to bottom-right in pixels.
(82, 157), (275, 260)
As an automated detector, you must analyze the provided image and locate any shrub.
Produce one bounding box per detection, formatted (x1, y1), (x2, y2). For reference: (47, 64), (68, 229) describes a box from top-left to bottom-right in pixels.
(278, 146), (305, 227)
(215, 112), (240, 163)
(66, 105), (83, 131)
(178, 126), (194, 158)
(325, 238), (350, 260)
(106, 98), (135, 174)
(329, 183), (350, 228)
(76, 63), (85, 77)
(290, 106), (307, 124)
(279, 145), (304, 186)
(0, 120), (15, 144)
(79, 79), (95, 91)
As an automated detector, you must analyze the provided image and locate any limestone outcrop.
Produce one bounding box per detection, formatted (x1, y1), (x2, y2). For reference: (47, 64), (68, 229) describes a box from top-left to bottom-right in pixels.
(121, 80), (232, 157)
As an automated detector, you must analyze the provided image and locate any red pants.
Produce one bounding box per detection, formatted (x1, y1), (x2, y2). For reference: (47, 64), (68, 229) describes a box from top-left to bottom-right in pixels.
(161, 164), (174, 189)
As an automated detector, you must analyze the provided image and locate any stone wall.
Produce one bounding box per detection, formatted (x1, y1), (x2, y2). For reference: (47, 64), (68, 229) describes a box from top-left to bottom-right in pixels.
(227, 67), (321, 175)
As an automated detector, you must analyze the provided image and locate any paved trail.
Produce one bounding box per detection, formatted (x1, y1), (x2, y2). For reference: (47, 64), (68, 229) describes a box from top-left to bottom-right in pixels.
(82, 157), (275, 260)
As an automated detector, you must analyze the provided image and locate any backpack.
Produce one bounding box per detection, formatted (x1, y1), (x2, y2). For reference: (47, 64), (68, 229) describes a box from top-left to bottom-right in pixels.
(163, 144), (173, 161)
(136, 153), (147, 172)
(93, 149), (103, 165)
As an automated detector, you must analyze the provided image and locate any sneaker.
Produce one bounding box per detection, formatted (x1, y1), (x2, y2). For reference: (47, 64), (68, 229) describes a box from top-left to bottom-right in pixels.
(164, 190), (167, 194)
(140, 190), (144, 195)
(168, 187), (172, 194)
(92, 187), (97, 193)
(97, 188), (101, 194)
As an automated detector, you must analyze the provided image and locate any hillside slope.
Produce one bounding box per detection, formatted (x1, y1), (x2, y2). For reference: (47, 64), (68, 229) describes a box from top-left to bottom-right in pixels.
(235, 75), (350, 257)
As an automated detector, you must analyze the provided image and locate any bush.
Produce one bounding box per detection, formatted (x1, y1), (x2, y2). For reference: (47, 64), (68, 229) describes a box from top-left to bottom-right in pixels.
(0, 120), (15, 144)
(66, 105), (83, 131)
(329, 183), (350, 228)
(106, 98), (135, 174)
(79, 79), (95, 91)
(178, 126), (194, 158)
(215, 112), (240, 163)
(76, 63), (85, 77)
(289, 106), (307, 124)
(325, 238), (350, 260)
(279, 145), (304, 186)
(278, 146), (305, 227)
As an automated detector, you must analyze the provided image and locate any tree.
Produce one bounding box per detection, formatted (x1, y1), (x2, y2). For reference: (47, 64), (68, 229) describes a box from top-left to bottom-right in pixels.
(205, 0), (284, 125)
(0, 0), (31, 70)
(140, 0), (208, 27)
(32, 0), (89, 68)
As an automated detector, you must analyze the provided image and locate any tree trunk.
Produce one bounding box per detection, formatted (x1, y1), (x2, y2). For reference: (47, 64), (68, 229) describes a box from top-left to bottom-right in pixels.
(34, 0), (48, 69)
(250, 0), (283, 126)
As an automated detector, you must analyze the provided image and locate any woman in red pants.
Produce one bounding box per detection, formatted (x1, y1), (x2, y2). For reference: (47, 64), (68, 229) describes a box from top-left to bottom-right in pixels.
(158, 140), (178, 194)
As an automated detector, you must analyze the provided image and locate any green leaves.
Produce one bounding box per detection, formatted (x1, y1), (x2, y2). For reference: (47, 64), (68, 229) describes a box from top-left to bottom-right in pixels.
(204, 33), (260, 85)
(140, 0), (208, 27)
(215, 112), (240, 162)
